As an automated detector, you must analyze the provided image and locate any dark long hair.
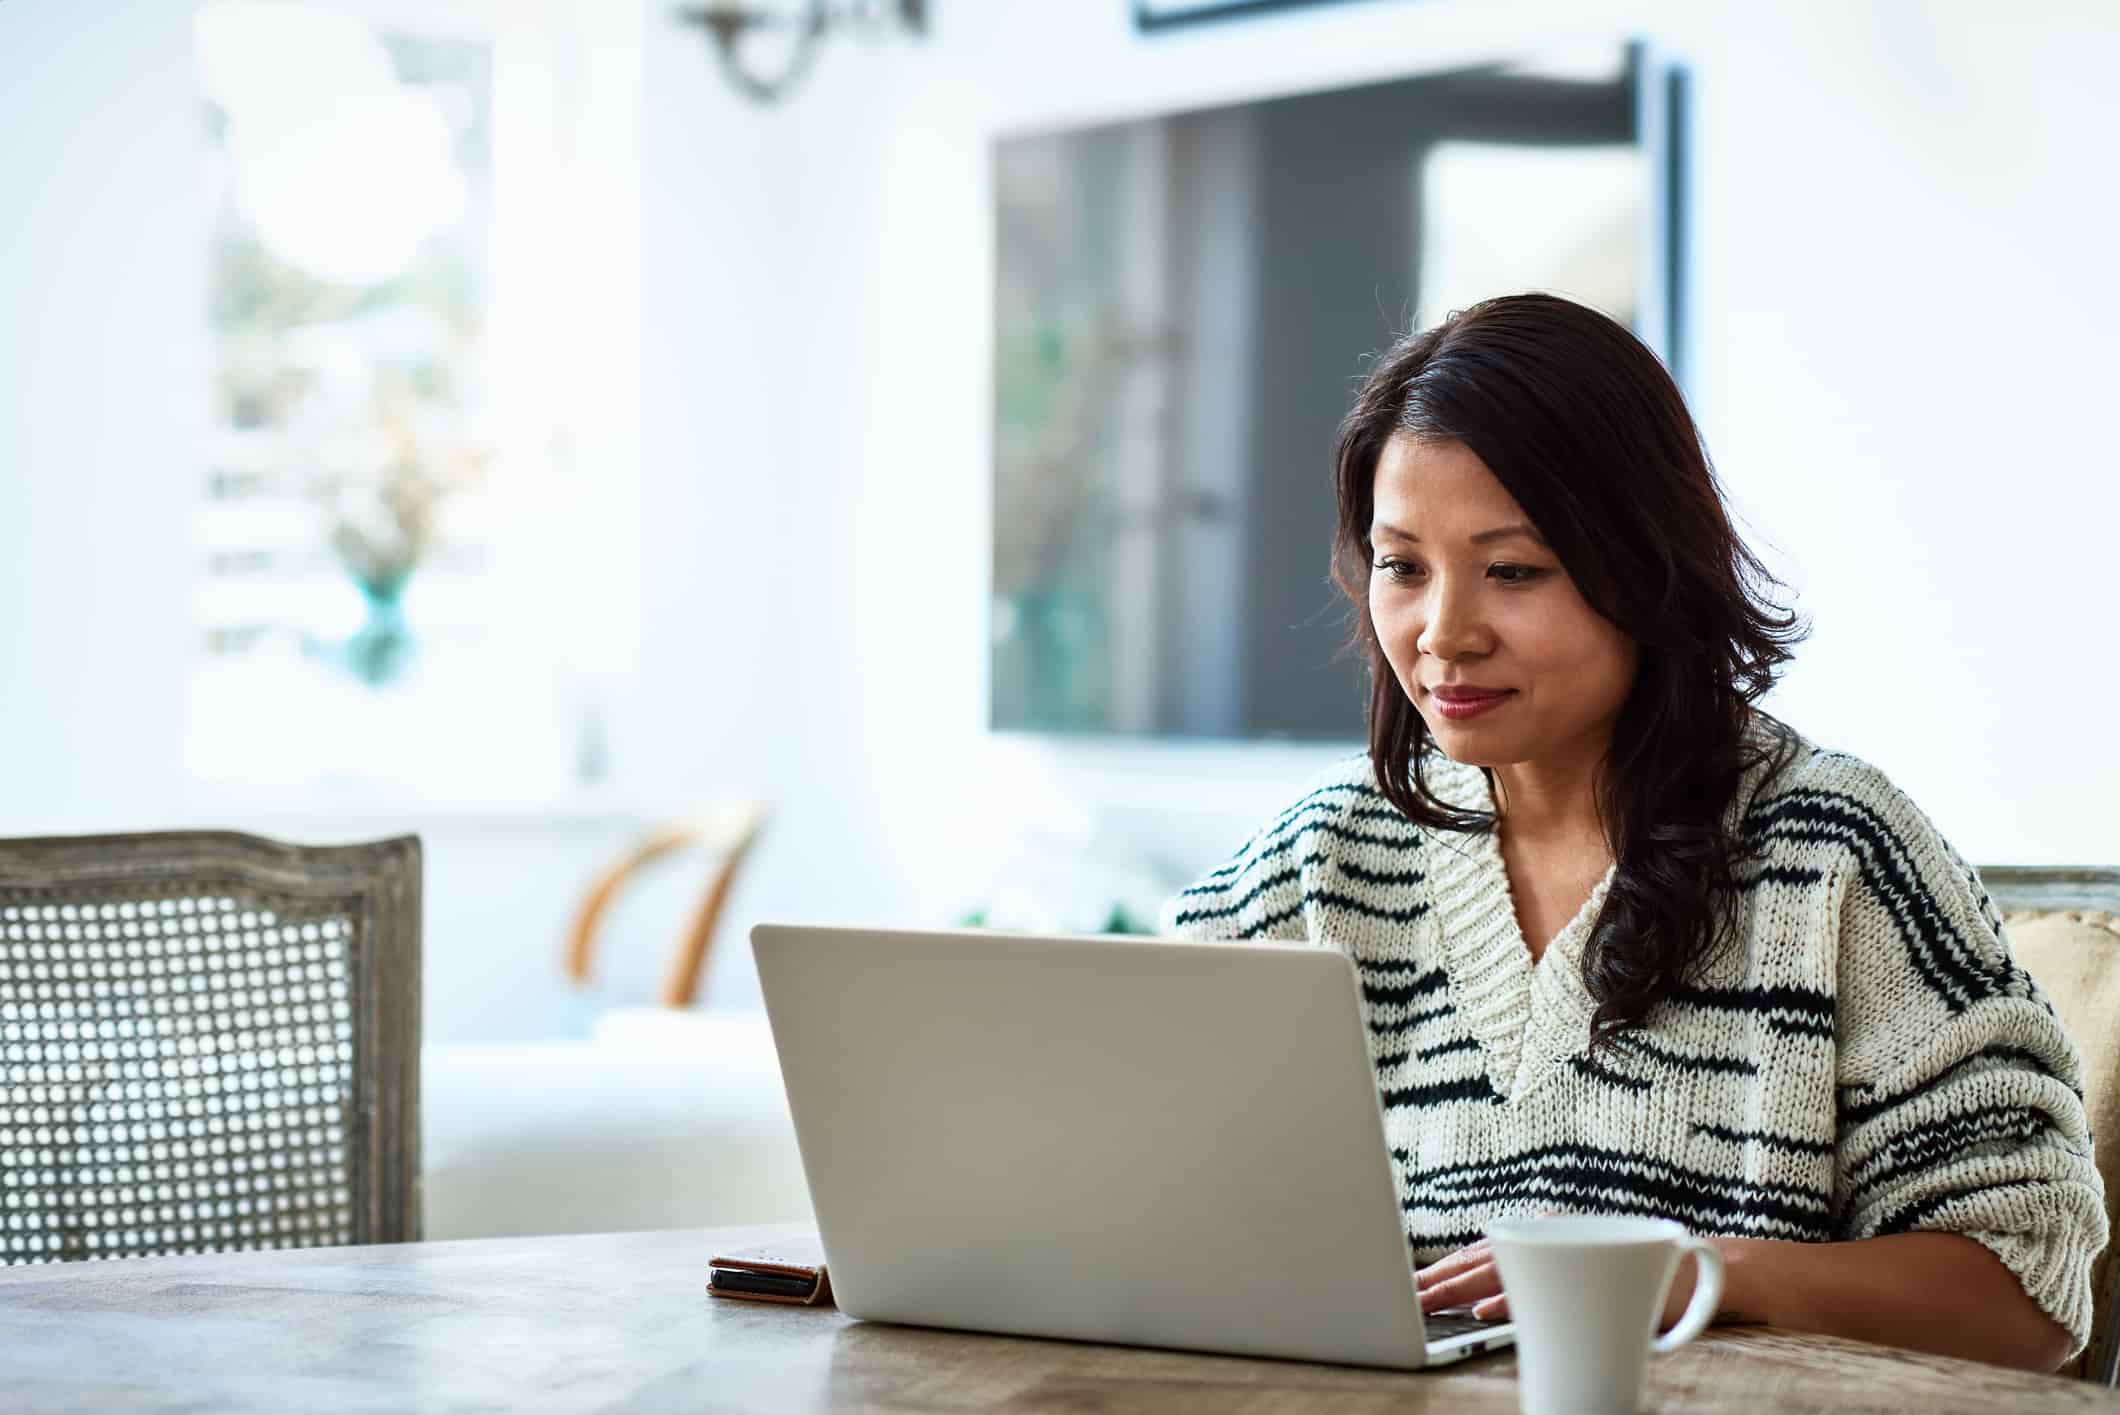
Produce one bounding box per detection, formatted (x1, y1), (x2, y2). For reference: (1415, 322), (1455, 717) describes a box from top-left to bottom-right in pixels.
(1329, 294), (1806, 1045)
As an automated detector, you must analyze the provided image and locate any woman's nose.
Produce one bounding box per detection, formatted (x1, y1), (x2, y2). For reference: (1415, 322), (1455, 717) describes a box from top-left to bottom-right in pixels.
(1417, 581), (1487, 660)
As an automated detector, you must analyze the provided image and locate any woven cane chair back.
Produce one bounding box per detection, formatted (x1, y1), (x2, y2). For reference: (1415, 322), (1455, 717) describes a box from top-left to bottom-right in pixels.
(0, 832), (420, 1265)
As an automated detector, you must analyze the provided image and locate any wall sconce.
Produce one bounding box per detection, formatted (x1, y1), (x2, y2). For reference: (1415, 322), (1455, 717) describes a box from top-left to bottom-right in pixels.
(677, 1), (927, 105)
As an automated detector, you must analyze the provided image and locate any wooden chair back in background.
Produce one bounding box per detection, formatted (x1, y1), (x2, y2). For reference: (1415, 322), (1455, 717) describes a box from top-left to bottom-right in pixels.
(563, 798), (767, 1009)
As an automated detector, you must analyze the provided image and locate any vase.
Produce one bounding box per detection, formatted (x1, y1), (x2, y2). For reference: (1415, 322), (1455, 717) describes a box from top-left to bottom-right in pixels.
(340, 573), (416, 687)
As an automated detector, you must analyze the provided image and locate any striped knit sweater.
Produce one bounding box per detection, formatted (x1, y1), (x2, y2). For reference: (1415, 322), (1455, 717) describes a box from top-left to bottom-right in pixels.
(1160, 725), (2108, 1353)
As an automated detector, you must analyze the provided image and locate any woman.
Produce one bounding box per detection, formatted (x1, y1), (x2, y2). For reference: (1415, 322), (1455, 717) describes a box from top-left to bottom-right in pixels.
(1161, 294), (2104, 1371)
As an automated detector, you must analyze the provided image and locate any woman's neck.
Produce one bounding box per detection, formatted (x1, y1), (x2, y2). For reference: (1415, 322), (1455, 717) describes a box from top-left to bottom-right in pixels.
(1490, 749), (1609, 851)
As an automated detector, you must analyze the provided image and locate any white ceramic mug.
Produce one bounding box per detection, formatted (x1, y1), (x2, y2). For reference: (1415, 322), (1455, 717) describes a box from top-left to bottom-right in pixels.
(1486, 1215), (1724, 1415)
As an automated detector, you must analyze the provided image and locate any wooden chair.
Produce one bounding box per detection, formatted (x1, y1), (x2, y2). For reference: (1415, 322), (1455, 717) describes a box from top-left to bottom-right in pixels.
(563, 798), (766, 1008)
(1982, 865), (2120, 1383)
(0, 832), (421, 1264)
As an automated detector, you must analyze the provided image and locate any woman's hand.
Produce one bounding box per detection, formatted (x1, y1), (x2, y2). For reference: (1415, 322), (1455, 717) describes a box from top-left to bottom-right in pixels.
(1414, 1237), (1510, 1321)
(1415, 1236), (1713, 1328)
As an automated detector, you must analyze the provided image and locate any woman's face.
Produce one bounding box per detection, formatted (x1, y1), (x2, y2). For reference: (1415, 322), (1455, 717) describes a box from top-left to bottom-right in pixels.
(1368, 434), (1639, 777)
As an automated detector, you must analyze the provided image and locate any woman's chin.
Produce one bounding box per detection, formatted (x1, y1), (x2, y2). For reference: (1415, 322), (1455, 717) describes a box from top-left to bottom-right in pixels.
(1422, 716), (1519, 768)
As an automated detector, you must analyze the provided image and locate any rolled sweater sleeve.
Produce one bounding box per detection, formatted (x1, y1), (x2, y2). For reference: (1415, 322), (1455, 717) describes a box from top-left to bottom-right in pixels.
(1827, 769), (2108, 1354)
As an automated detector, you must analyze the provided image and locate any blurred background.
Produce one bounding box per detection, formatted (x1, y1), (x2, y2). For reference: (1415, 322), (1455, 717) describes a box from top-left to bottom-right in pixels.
(3, 0), (2117, 1236)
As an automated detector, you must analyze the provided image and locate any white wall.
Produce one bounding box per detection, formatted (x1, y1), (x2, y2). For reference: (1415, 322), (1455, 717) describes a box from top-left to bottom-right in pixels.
(0, 1), (197, 829)
(5, 0), (2118, 1041)
(1687, 6), (2120, 863)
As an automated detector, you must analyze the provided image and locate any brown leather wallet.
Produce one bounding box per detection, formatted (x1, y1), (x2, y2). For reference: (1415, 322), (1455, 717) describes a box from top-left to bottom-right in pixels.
(707, 1236), (834, 1306)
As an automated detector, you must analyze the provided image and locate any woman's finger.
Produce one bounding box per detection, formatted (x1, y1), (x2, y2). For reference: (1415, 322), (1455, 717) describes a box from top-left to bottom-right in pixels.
(1413, 1239), (1492, 1288)
(1416, 1259), (1504, 1313)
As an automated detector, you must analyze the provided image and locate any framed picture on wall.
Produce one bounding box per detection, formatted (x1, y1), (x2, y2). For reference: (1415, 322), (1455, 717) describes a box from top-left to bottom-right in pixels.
(1134, 0), (1374, 32)
(991, 41), (1690, 739)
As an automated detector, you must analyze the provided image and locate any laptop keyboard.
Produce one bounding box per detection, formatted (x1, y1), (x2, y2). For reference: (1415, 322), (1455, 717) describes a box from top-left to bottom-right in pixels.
(1425, 1311), (1507, 1339)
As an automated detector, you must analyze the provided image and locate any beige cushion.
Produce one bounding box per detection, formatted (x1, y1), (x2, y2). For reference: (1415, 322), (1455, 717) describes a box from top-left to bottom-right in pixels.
(422, 1014), (812, 1242)
(2006, 909), (2120, 1374)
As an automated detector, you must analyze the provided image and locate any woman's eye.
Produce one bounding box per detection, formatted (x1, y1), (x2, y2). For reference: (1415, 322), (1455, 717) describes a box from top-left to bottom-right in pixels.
(1373, 557), (1424, 581)
(1489, 564), (1548, 585)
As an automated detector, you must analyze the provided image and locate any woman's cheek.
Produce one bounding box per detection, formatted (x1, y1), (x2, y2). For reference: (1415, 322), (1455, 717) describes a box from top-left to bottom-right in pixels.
(1371, 603), (1419, 669)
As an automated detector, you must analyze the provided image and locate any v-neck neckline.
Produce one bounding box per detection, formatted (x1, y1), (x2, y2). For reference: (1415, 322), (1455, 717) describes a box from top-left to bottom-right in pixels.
(1424, 758), (1612, 1102)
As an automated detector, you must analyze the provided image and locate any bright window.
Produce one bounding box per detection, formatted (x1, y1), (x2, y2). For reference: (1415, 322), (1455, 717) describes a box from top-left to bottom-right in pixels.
(188, 0), (639, 809)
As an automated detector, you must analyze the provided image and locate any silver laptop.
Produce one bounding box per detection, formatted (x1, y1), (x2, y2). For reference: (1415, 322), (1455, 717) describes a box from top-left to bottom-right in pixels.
(750, 924), (1515, 1369)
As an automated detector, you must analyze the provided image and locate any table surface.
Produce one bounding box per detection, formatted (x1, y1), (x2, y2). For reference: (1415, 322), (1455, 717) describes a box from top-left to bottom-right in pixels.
(3, 1224), (2117, 1414)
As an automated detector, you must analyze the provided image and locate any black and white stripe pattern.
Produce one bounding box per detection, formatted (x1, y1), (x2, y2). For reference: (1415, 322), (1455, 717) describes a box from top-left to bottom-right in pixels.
(1159, 727), (2107, 1355)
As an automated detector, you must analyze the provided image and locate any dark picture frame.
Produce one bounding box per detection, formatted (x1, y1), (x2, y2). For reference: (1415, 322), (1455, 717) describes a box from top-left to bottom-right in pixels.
(1134, 0), (1376, 32)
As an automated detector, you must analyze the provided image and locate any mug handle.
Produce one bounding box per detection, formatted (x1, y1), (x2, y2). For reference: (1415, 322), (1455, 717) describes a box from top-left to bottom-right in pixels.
(1650, 1236), (1724, 1354)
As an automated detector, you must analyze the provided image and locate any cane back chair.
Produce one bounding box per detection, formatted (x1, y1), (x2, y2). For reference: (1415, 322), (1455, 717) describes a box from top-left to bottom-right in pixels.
(1982, 865), (2120, 1383)
(0, 832), (420, 1265)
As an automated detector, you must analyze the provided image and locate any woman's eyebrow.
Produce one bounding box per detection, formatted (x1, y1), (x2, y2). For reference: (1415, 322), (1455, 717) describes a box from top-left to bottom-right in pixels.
(1370, 521), (1545, 546)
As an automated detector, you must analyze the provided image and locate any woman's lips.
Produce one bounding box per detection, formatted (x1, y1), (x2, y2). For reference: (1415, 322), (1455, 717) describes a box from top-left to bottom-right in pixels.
(1430, 689), (1515, 721)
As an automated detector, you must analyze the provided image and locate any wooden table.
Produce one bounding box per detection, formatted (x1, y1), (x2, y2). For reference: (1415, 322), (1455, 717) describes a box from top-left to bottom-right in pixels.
(3, 1225), (2116, 1413)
